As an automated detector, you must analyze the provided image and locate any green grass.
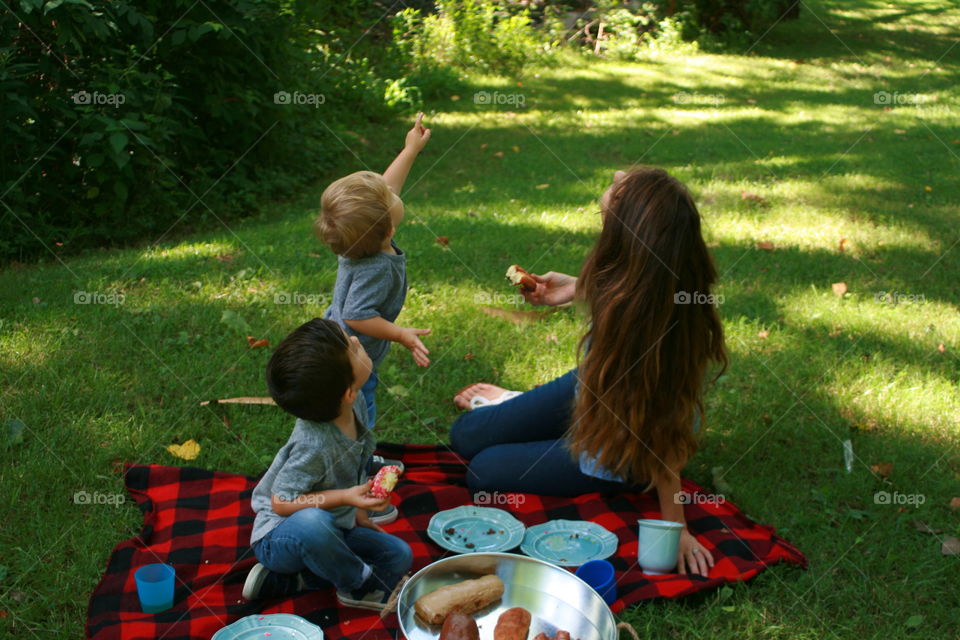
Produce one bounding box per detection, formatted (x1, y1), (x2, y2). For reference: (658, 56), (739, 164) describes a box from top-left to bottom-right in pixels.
(2, 0), (959, 637)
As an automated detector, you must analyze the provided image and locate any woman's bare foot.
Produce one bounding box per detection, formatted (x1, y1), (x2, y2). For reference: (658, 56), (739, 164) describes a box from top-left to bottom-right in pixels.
(453, 383), (509, 410)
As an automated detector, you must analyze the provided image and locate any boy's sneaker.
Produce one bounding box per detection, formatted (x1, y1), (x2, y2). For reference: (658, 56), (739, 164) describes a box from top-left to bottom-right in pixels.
(242, 563), (305, 600)
(367, 455), (404, 476)
(336, 575), (390, 611)
(367, 503), (398, 526)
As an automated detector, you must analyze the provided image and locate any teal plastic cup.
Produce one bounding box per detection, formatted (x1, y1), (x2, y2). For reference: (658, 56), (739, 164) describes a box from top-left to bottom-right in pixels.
(637, 519), (683, 574)
(134, 563), (175, 613)
(575, 559), (617, 605)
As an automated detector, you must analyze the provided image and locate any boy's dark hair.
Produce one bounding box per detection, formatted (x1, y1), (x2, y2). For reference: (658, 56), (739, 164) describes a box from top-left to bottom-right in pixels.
(266, 318), (354, 422)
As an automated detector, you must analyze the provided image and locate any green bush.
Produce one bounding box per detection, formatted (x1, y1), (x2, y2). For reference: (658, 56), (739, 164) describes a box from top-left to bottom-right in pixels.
(0, 0), (396, 261)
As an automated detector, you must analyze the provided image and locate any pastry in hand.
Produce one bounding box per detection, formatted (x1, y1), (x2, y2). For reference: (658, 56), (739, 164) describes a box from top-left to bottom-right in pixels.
(506, 265), (537, 293)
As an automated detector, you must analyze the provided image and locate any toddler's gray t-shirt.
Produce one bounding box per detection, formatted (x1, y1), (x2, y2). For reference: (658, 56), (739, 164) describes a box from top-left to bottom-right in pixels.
(324, 240), (407, 367)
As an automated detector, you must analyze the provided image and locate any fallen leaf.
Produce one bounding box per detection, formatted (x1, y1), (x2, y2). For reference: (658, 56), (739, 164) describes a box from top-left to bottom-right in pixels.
(111, 459), (125, 474)
(746, 98), (757, 104)
(832, 282), (848, 296)
(913, 520), (942, 534)
(464, 353), (475, 361)
(467, 211), (478, 217)
(942, 537), (960, 556)
(199, 397), (276, 406)
(756, 241), (775, 250)
(905, 615), (924, 628)
(512, 146), (520, 153)
(166, 439), (201, 461)
(0, 610), (6, 619)
(535, 183), (550, 189)
(757, 330), (770, 339)
(492, 151), (504, 159)
(741, 191), (767, 205)
(480, 143), (488, 150)
(246, 336), (269, 349)
(308, 252), (323, 258)
(923, 185), (932, 192)
(871, 461), (893, 478)
(838, 238), (847, 252)
(215, 253), (235, 263)
(451, 95), (460, 101)
(894, 129), (906, 134)
(949, 497), (960, 511)
(436, 236), (450, 247)
(546, 334), (559, 344)
(479, 305), (548, 325)
(937, 343), (945, 353)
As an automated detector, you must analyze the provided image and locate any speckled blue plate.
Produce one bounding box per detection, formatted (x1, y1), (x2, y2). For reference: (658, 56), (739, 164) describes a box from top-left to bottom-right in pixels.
(521, 520), (619, 567)
(211, 613), (324, 640)
(427, 506), (525, 554)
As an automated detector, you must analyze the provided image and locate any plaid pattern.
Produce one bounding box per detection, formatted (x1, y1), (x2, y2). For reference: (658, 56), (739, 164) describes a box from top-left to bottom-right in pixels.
(87, 444), (806, 640)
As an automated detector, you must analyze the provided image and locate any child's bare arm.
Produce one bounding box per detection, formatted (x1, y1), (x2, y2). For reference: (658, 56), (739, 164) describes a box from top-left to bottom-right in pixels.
(382, 112), (431, 195)
(345, 316), (431, 367)
(271, 481), (389, 516)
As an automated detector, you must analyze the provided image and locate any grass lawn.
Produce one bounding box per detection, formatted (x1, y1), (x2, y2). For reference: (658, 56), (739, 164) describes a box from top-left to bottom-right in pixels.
(2, 0), (959, 637)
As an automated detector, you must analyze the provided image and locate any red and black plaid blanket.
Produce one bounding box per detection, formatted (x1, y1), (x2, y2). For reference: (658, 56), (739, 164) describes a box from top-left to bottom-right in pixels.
(86, 444), (806, 640)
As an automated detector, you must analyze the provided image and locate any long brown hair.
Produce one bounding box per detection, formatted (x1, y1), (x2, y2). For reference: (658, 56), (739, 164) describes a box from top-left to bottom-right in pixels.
(567, 168), (727, 487)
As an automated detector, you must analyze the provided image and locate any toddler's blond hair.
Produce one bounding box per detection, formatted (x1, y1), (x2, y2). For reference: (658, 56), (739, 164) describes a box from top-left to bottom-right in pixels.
(316, 171), (393, 259)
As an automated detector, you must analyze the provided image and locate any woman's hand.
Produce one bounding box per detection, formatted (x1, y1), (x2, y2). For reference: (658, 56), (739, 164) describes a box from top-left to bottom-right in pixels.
(344, 481), (392, 512)
(524, 271), (577, 306)
(677, 528), (714, 577)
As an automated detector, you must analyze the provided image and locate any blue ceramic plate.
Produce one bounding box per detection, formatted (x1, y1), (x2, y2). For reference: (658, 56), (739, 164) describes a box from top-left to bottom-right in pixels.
(211, 614), (324, 640)
(521, 520), (619, 567)
(427, 506), (525, 554)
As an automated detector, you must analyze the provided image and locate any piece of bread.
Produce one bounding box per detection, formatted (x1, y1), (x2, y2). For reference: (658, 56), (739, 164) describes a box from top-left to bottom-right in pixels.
(506, 265), (537, 292)
(414, 575), (505, 625)
(494, 607), (532, 640)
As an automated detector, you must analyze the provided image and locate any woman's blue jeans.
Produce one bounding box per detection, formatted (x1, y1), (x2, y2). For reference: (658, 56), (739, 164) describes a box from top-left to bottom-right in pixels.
(252, 507), (412, 593)
(449, 369), (626, 497)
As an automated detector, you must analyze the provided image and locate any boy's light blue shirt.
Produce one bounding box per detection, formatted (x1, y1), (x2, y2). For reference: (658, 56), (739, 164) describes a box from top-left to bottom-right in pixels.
(324, 240), (407, 367)
(249, 395), (376, 545)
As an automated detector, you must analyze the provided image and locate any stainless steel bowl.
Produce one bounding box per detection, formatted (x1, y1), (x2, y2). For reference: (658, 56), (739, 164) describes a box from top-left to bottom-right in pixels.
(397, 552), (617, 640)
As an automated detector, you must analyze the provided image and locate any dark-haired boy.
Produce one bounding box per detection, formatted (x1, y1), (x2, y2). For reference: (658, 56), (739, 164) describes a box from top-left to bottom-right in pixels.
(242, 318), (412, 610)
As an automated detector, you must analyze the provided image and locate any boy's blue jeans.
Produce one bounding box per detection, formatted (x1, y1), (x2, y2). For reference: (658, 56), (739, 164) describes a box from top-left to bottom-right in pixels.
(449, 369), (627, 497)
(361, 368), (379, 428)
(252, 507), (412, 594)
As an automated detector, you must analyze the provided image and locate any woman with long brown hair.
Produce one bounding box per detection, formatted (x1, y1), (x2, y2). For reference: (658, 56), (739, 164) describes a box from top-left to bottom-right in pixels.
(450, 167), (727, 576)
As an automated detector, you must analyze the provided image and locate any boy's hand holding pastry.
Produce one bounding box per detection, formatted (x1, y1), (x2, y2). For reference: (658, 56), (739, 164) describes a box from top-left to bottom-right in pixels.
(344, 481), (391, 511)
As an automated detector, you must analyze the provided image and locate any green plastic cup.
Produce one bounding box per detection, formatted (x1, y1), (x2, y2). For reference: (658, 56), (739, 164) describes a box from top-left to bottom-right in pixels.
(637, 519), (683, 574)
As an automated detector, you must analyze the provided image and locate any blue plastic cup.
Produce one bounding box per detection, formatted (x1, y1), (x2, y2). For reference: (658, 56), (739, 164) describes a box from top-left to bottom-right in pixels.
(637, 519), (683, 574)
(134, 563), (175, 613)
(575, 559), (617, 605)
